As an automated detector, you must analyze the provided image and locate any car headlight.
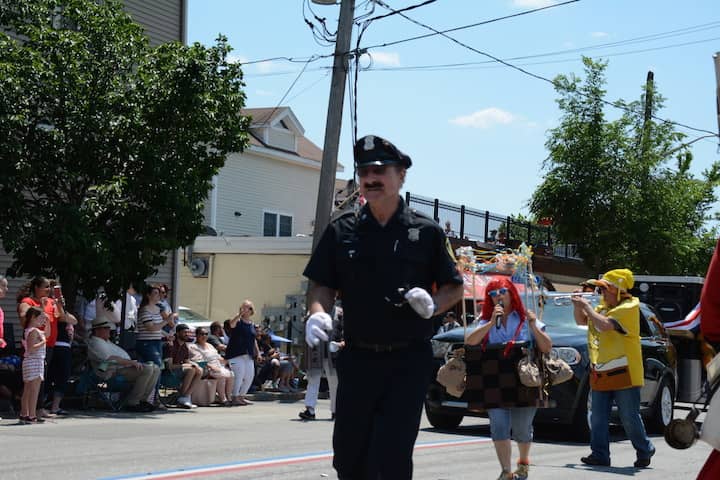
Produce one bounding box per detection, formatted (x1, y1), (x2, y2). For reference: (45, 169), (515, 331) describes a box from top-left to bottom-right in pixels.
(550, 347), (581, 366)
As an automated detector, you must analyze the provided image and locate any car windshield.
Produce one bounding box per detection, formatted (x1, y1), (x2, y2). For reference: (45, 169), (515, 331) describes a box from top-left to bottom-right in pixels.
(178, 308), (210, 323)
(538, 302), (583, 328)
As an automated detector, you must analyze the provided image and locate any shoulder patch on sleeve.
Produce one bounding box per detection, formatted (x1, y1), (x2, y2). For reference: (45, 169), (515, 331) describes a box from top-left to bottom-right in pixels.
(445, 238), (457, 262)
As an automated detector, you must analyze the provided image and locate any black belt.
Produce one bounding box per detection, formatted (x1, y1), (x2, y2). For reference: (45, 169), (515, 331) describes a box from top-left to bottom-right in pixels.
(350, 340), (412, 352)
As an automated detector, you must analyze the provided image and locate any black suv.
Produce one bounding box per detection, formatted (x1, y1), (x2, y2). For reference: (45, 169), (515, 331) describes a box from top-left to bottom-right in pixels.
(425, 294), (677, 438)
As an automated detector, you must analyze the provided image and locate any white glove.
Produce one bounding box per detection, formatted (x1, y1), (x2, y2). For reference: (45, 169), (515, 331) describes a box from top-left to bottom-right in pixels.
(404, 287), (436, 319)
(305, 312), (333, 347)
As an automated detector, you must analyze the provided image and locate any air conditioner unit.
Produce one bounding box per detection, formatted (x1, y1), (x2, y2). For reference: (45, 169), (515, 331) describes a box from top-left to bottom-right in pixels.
(189, 257), (209, 278)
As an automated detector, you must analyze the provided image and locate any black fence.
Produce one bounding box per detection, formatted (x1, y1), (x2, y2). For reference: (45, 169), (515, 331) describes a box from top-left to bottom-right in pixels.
(405, 192), (581, 259)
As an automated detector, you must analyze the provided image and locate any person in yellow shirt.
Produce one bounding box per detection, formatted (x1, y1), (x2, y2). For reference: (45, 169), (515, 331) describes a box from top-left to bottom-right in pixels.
(572, 268), (655, 469)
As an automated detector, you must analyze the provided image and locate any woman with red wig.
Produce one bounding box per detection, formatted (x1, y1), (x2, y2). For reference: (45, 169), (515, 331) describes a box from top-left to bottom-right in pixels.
(466, 277), (552, 480)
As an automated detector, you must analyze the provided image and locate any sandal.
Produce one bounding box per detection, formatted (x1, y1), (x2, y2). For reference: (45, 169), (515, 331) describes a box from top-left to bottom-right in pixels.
(28, 416), (45, 423)
(19, 415), (32, 424)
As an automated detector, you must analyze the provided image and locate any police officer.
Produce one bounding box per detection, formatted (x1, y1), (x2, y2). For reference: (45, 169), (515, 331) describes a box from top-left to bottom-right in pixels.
(303, 135), (464, 479)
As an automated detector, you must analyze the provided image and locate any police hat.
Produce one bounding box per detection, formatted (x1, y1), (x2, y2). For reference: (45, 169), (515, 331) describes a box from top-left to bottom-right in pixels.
(354, 135), (412, 169)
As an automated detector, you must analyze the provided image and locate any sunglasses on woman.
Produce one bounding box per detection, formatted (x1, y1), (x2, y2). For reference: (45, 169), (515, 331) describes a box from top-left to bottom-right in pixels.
(488, 288), (509, 298)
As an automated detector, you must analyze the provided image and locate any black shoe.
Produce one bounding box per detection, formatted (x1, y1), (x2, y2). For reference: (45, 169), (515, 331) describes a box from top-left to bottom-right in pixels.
(581, 455), (610, 467)
(138, 401), (156, 412)
(634, 449), (655, 468)
(298, 408), (315, 420)
(125, 403), (149, 413)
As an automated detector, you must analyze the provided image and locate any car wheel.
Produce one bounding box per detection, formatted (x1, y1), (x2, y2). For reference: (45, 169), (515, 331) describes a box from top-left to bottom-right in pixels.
(647, 376), (674, 434)
(425, 404), (464, 430)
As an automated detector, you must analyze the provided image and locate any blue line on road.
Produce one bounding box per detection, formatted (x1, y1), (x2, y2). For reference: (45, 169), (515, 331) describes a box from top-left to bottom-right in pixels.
(98, 437), (492, 480)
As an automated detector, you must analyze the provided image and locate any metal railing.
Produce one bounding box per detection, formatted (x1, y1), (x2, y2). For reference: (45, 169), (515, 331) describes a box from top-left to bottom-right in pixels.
(405, 192), (581, 259)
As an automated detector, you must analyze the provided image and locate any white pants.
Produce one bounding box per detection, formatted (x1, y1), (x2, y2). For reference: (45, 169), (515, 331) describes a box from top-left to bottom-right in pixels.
(304, 355), (338, 414)
(228, 355), (254, 398)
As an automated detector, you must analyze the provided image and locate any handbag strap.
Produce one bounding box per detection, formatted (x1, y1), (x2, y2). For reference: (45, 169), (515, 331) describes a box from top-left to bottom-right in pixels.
(480, 316), (525, 358)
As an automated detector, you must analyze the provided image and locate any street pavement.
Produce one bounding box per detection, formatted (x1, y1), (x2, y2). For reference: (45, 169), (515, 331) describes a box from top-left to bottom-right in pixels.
(0, 399), (713, 480)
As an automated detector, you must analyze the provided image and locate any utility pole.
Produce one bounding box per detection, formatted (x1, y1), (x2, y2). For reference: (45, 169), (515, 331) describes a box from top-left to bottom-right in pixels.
(714, 52), (720, 141)
(311, 0), (356, 251)
(640, 70), (654, 160)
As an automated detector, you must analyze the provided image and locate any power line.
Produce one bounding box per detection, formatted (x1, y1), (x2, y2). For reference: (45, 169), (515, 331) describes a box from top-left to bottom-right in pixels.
(240, 0), (581, 67)
(362, 0), (581, 52)
(262, 56), (317, 126)
(373, 0), (718, 138)
(285, 70), (331, 103)
(245, 21), (720, 76)
(364, 35), (720, 72)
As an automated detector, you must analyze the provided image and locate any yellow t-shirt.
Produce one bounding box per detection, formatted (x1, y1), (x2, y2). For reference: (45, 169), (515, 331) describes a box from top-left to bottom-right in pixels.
(588, 296), (644, 388)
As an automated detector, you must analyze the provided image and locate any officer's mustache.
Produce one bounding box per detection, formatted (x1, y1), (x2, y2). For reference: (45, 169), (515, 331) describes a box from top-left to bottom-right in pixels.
(364, 182), (384, 190)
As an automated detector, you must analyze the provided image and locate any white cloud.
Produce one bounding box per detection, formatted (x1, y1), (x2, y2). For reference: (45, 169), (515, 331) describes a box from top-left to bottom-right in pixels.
(512, 0), (556, 8)
(255, 60), (279, 74)
(227, 54), (249, 64)
(361, 51), (400, 67)
(449, 108), (516, 129)
(591, 31), (609, 38)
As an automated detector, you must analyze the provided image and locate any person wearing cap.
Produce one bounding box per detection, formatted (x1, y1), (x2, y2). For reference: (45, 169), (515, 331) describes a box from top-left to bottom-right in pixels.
(86, 316), (160, 412)
(571, 268), (655, 468)
(166, 323), (203, 409)
(303, 135), (464, 479)
(431, 311), (461, 359)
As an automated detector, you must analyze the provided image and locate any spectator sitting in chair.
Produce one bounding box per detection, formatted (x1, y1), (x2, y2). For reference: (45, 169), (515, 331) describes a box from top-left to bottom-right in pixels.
(255, 331), (281, 390)
(86, 317), (160, 413)
(190, 327), (234, 406)
(207, 321), (227, 356)
(166, 323), (203, 409)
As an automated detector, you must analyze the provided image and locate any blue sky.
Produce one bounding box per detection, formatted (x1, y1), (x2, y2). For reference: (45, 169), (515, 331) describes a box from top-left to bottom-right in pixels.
(187, 0), (720, 219)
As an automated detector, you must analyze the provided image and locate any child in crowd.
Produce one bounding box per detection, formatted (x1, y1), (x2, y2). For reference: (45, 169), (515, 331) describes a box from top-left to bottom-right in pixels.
(20, 306), (48, 424)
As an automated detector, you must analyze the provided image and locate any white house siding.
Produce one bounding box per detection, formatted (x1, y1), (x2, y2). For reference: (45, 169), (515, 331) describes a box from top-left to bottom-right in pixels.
(213, 151), (320, 237)
(266, 128), (297, 152)
(122, 0), (185, 46)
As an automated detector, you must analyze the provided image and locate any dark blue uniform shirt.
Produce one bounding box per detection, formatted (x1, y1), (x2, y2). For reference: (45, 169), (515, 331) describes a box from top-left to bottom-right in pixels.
(304, 198), (462, 344)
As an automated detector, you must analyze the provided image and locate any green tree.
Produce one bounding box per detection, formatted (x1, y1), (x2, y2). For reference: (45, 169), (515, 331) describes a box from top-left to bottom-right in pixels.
(530, 57), (719, 275)
(0, 0), (250, 304)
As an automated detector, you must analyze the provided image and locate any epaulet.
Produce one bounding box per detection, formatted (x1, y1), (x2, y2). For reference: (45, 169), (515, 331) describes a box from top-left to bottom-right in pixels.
(408, 207), (434, 223)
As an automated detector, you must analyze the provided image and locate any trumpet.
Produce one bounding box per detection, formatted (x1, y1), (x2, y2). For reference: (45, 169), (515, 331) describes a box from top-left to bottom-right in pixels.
(550, 292), (599, 306)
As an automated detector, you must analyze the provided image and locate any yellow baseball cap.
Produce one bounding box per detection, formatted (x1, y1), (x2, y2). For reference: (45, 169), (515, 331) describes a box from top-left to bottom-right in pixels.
(585, 268), (634, 291)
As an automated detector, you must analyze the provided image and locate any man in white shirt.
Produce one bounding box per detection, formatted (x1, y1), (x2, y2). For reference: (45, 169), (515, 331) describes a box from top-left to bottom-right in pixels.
(86, 317), (160, 412)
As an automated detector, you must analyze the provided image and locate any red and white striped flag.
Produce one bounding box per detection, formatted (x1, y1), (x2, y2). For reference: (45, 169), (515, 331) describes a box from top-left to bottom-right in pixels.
(664, 302), (701, 330)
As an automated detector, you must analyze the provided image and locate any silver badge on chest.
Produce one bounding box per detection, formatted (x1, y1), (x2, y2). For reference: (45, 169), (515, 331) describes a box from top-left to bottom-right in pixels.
(408, 228), (420, 242)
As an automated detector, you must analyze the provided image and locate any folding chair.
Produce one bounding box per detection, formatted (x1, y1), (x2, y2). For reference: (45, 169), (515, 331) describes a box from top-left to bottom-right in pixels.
(76, 361), (130, 412)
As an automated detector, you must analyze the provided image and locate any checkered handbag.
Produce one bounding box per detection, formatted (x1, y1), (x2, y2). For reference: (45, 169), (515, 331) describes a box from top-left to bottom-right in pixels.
(462, 342), (551, 410)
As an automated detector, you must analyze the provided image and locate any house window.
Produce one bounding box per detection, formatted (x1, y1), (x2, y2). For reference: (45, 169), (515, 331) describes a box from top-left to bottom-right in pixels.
(263, 212), (293, 237)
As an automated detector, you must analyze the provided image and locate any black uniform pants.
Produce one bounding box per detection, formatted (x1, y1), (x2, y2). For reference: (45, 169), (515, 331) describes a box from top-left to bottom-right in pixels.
(332, 342), (433, 479)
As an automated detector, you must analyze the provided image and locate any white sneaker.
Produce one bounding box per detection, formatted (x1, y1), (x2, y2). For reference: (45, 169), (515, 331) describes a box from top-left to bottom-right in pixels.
(177, 396), (192, 409)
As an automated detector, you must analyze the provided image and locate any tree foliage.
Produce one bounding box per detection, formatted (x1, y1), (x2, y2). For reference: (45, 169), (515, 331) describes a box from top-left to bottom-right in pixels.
(530, 57), (719, 275)
(0, 0), (250, 303)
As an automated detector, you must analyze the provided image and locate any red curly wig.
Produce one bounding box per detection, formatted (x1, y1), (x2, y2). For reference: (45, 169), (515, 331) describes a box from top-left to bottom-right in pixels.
(480, 277), (526, 322)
